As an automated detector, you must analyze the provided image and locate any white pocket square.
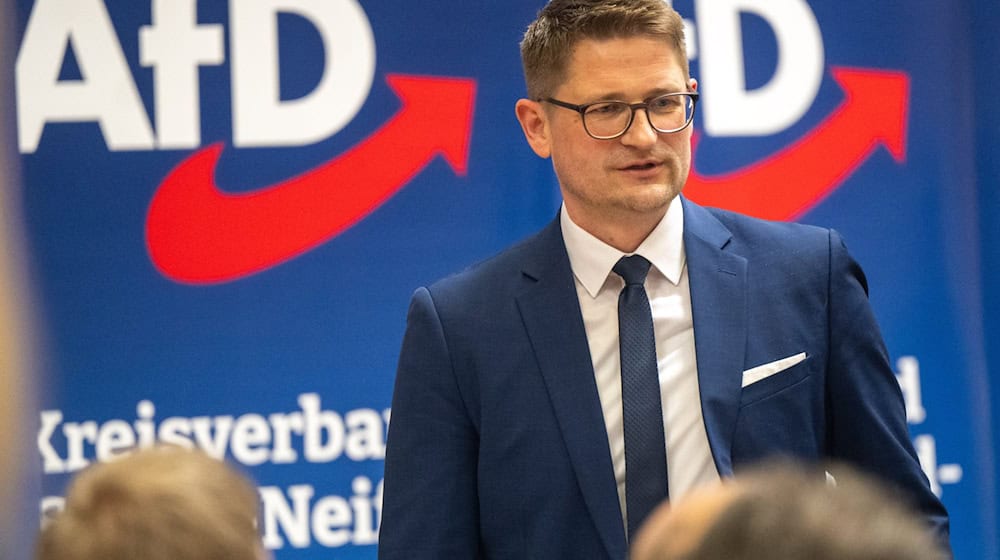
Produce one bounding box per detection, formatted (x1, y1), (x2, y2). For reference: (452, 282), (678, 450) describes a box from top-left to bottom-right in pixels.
(742, 352), (808, 388)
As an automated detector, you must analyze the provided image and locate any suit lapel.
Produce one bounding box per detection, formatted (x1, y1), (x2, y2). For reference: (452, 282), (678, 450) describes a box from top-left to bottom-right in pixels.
(682, 198), (747, 478)
(516, 218), (627, 560)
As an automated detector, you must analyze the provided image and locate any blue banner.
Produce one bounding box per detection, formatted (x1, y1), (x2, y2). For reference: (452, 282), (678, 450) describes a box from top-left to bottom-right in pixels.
(10, 0), (998, 557)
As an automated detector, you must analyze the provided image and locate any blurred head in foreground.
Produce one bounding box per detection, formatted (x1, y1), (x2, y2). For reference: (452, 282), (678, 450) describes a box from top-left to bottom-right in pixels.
(36, 446), (266, 560)
(631, 461), (948, 560)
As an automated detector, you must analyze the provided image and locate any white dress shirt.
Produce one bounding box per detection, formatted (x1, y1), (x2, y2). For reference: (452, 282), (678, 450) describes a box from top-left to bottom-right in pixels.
(559, 198), (720, 532)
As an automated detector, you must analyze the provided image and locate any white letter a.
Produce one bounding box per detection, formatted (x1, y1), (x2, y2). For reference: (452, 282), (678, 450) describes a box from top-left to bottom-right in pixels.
(16, 0), (154, 153)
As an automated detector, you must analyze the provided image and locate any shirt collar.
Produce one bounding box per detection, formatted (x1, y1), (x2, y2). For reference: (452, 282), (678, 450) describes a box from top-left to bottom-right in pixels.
(560, 196), (686, 298)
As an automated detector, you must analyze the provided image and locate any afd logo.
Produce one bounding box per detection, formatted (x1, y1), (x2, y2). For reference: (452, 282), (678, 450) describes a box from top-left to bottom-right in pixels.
(15, 0), (906, 284)
(16, 0), (476, 284)
(679, 1), (908, 223)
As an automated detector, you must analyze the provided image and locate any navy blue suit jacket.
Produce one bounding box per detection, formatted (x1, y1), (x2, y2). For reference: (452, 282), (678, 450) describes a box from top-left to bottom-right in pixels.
(380, 198), (949, 559)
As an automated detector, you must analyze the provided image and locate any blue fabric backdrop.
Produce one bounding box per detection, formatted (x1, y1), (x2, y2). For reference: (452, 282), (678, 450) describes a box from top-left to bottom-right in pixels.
(6, 0), (998, 557)
(973, 0), (1000, 548)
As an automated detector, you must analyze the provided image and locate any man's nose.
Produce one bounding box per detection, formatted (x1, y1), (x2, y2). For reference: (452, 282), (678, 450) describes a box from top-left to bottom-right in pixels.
(620, 108), (658, 147)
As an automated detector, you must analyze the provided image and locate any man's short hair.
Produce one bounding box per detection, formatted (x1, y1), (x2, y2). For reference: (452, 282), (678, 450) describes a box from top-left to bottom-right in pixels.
(684, 462), (948, 560)
(520, 0), (689, 100)
(36, 446), (263, 560)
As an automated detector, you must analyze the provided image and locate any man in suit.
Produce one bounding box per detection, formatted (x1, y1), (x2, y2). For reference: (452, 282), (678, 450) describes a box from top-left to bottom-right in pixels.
(379, 1), (949, 558)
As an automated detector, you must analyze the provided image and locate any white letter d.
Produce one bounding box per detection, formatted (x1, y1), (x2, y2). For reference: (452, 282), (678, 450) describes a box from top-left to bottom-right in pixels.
(230, 0), (376, 147)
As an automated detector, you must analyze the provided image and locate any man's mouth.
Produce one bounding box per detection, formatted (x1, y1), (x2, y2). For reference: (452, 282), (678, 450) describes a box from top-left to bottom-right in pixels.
(622, 160), (660, 171)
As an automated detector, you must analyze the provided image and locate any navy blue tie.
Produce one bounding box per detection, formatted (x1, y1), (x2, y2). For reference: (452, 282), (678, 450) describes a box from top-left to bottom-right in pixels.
(613, 255), (668, 543)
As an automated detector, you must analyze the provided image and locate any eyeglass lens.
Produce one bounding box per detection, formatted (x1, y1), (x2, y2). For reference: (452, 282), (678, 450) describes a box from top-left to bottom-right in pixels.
(583, 94), (694, 138)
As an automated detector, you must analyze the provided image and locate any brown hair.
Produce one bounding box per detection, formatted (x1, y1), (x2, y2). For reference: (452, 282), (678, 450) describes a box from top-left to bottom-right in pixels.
(36, 447), (263, 560)
(684, 462), (948, 560)
(520, 0), (689, 100)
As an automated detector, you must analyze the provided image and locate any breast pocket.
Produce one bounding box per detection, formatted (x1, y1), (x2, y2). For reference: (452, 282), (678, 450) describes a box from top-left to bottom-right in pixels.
(733, 355), (821, 464)
(740, 354), (812, 406)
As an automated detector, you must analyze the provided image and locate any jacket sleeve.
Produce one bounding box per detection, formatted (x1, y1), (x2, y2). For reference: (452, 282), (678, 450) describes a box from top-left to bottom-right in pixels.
(824, 229), (951, 551)
(378, 287), (481, 559)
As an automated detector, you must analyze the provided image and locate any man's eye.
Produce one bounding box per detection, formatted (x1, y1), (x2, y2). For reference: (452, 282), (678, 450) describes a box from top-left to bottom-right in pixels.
(586, 103), (626, 116)
(650, 96), (681, 112)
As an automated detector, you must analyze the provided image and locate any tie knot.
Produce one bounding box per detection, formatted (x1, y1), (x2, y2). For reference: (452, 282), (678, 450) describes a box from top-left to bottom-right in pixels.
(613, 255), (652, 286)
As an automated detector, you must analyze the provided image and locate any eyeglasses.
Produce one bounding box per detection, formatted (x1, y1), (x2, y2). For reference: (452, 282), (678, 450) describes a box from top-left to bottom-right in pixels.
(543, 91), (699, 140)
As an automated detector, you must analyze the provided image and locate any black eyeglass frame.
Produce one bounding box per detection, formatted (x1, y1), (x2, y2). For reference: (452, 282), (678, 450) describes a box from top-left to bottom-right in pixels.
(542, 91), (700, 140)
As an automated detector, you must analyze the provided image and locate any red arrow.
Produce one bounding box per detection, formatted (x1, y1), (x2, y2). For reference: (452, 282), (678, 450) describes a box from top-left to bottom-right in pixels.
(145, 74), (476, 284)
(684, 67), (909, 221)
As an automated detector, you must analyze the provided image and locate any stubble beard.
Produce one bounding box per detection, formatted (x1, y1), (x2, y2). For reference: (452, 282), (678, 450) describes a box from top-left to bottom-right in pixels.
(557, 144), (691, 234)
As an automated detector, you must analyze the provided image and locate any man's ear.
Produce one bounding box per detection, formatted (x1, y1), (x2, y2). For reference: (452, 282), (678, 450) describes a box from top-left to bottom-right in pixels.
(515, 99), (552, 158)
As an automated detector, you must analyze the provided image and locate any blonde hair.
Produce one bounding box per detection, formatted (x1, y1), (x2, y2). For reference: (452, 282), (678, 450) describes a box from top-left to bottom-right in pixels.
(520, 0), (689, 100)
(36, 447), (263, 560)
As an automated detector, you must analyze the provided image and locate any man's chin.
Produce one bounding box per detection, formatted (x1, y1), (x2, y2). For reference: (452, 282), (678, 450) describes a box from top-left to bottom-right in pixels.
(620, 184), (678, 212)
